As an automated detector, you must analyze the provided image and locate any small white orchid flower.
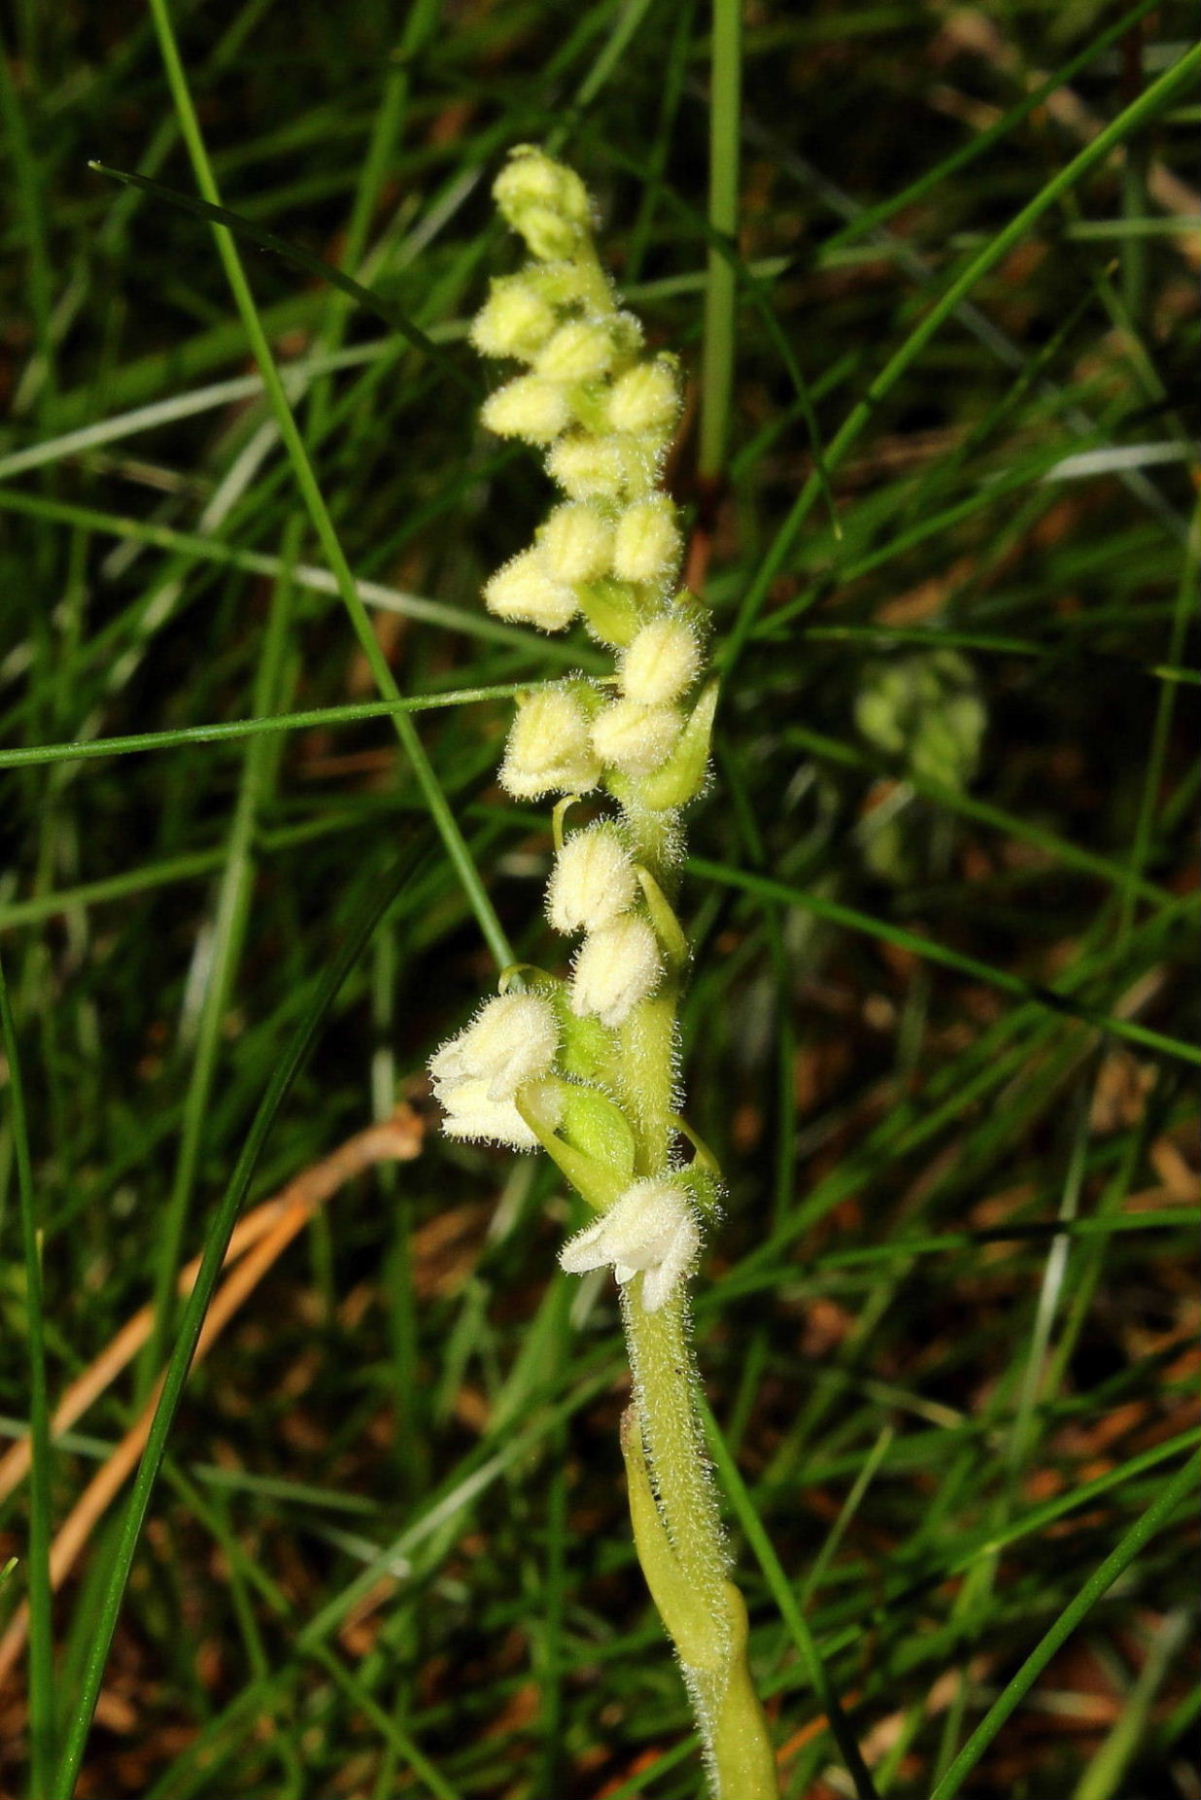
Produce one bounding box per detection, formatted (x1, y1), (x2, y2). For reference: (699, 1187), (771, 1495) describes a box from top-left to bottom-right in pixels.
(612, 498), (682, 585)
(499, 686), (602, 799)
(559, 1178), (700, 1312)
(429, 992), (559, 1102)
(618, 616), (701, 706)
(571, 915), (662, 1027)
(591, 697), (683, 775)
(546, 825), (638, 935)
(483, 550), (577, 631)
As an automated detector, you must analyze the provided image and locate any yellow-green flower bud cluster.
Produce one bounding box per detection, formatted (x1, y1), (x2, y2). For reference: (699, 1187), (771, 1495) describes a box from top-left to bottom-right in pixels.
(432, 151), (718, 1316)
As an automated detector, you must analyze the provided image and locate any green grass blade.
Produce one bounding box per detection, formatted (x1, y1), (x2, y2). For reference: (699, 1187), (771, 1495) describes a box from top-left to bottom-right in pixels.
(721, 39), (1201, 670)
(0, 952), (56, 1795)
(51, 846), (424, 1798)
(929, 1448), (1201, 1800)
(699, 0), (741, 480)
(698, 1392), (880, 1800)
(86, 162), (475, 394)
(142, 0), (514, 970)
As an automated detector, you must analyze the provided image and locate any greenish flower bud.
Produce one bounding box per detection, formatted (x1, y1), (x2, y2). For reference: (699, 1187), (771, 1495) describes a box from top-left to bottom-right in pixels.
(546, 433), (627, 500)
(607, 357), (680, 436)
(619, 615), (701, 705)
(471, 276), (558, 361)
(500, 684), (602, 799)
(493, 146), (592, 260)
(538, 503), (615, 584)
(592, 697), (683, 776)
(612, 498), (682, 585)
(536, 319), (617, 383)
(481, 374), (573, 444)
(484, 549), (578, 631)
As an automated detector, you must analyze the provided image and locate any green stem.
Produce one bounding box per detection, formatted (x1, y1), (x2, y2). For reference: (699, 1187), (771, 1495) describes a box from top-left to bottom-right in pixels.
(699, 0), (741, 477)
(613, 895), (777, 1790)
(622, 1285), (778, 1795)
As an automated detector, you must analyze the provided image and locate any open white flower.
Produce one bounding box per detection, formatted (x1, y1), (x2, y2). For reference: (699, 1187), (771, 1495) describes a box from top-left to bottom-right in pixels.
(559, 1177), (700, 1312)
(430, 992), (559, 1101)
(571, 914), (662, 1027)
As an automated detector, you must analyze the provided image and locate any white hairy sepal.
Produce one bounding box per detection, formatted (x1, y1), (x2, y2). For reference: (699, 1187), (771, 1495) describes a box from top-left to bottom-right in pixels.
(438, 1074), (563, 1150)
(470, 276), (557, 361)
(571, 914), (663, 1027)
(481, 374), (572, 444)
(547, 824), (638, 935)
(612, 498), (682, 585)
(619, 615), (702, 705)
(536, 319), (617, 383)
(606, 356), (681, 436)
(591, 697), (684, 776)
(546, 433), (627, 500)
(429, 991), (559, 1101)
(493, 146), (592, 260)
(538, 503), (614, 584)
(500, 684), (602, 799)
(484, 550), (577, 630)
(559, 1177), (700, 1312)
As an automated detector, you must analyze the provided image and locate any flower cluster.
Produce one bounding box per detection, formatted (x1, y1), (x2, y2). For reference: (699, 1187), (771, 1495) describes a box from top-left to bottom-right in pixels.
(431, 148), (718, 1316)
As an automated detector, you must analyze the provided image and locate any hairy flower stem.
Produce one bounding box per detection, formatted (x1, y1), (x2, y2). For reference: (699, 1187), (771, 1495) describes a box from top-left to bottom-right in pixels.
(620, 982), (778, 1795)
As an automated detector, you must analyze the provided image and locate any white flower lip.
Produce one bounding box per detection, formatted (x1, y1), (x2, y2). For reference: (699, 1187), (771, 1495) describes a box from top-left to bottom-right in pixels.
(547, 826), (638, 935)
(570, 914), (662, 1028)
(559, 1178), (700, 1312)
(438, 1075), (561, 1151)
